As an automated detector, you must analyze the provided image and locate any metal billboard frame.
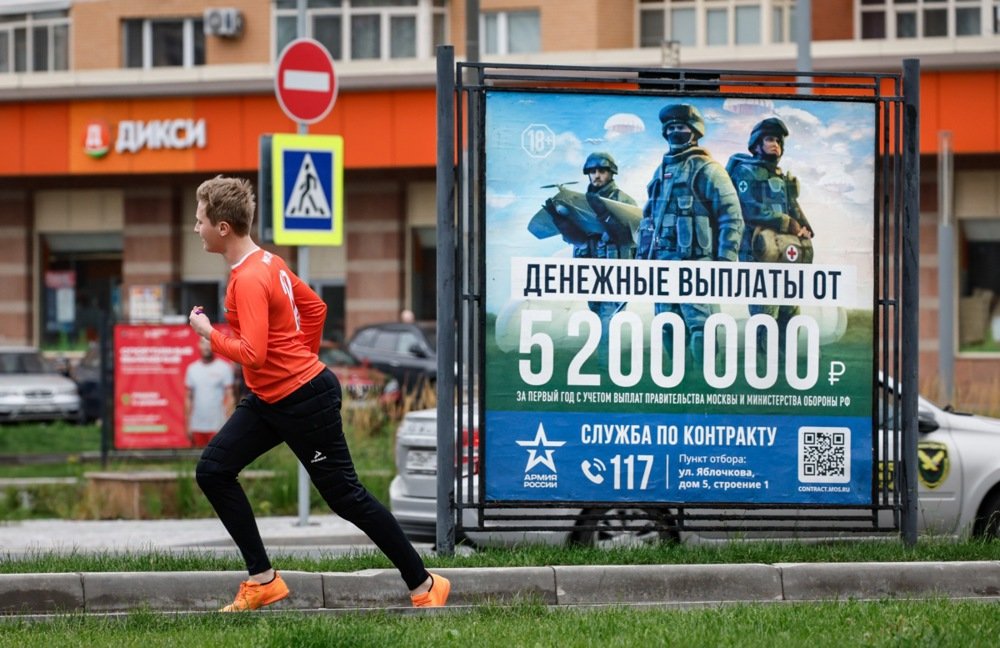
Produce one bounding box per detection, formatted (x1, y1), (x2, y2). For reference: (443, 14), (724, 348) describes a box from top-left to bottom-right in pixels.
(435, 47), (920, 554)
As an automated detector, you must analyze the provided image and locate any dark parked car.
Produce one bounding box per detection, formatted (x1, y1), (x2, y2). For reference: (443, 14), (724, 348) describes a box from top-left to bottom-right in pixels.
(346, 322), (436, 394)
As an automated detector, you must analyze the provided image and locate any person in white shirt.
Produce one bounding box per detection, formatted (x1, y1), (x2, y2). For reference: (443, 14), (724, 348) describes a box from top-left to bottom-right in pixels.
(184, 337), (235, 447)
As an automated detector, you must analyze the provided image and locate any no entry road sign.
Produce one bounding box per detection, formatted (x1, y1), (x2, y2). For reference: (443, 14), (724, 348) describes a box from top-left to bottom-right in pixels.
(275, 38), (338, 125)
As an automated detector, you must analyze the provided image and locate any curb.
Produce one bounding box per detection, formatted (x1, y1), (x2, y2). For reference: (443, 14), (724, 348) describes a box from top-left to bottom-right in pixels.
(777, 561), (1000, 600)
(553, 564), (782, 605)
(2, 562), (1000, 615)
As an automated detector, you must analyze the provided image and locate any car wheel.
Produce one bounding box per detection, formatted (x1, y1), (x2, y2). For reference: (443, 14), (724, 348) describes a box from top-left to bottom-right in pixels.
(973, 491), (1000, 538)
(570, 507), (679, 548)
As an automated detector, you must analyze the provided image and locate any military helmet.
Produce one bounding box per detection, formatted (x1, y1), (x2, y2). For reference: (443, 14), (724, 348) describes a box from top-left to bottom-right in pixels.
(582, 151), (618, 175)
(658, 104), (705, 140)
(747, 117), (789, 152)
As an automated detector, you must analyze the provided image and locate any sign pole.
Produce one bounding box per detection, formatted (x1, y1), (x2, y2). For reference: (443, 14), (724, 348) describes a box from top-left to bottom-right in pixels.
(270, 6), (340, 527)
(296, 181), (312, 526)
(294, 0), (312, 527)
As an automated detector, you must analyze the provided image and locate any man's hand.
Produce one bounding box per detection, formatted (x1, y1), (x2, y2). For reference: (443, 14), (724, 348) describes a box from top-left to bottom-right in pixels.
(544, 199), (588, 244)
(189, 306), (213, 339)
(788, 220), (810, 238)
(543, 198), (561, 218)
(586, 191), (609, 218)
(788, 219), (814, 239)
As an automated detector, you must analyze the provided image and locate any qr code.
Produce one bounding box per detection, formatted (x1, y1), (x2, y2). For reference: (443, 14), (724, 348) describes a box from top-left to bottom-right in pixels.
(798, 427), (851, 483)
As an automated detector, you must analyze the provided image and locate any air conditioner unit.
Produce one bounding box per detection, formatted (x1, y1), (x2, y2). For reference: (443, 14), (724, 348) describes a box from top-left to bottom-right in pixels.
(204, 8), (244, 38)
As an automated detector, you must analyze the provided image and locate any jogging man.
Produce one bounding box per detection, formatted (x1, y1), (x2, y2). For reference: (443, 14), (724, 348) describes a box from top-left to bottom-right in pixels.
(188, 175), (449, 612)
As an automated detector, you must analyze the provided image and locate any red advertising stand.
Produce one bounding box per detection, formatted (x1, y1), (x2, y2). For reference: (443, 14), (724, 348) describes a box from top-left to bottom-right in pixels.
(113, 324), (229, 449)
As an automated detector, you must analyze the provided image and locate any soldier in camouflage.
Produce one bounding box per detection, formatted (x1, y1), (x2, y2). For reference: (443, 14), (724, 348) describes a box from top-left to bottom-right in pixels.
(544, 151), (637, 369)
(638, 104), (744, 366)
(726, 117), (814, 360)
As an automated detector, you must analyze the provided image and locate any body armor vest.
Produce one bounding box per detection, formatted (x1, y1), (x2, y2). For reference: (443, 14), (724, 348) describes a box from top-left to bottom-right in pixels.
(641, 150), (715, 261)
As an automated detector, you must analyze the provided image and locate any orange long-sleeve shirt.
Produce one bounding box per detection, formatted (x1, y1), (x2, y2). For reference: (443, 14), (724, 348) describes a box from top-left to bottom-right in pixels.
(209, 248), (327, 403)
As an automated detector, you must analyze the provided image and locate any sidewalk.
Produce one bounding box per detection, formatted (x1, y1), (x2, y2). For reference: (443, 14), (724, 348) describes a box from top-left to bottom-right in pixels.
(2, 517), (1000, 616)
(0, 514), (380, 557)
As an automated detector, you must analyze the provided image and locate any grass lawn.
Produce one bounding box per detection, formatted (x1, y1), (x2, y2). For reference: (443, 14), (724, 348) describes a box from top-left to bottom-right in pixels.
(3, 536), (1000, 575)
(4, 424), (1000, 645)
(0, 420), (395, 520)
(0, 600), (998, 647)
(0, 421), (101, 456)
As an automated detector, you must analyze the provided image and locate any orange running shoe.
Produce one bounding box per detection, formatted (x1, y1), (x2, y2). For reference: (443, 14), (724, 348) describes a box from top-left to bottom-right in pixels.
(410, 573), (451, 608)
(220, 572), (290, 612)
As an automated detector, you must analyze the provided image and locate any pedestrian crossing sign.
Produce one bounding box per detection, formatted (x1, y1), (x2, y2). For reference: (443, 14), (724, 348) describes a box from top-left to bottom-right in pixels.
(271, 133), (344, 246)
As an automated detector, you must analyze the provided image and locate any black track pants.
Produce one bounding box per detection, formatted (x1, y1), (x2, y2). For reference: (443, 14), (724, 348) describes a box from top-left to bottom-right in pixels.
(195, 368), (429, 590)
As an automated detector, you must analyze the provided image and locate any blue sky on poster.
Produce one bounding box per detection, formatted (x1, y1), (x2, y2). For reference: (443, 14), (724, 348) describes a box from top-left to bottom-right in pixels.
(484, 90), (876, 319)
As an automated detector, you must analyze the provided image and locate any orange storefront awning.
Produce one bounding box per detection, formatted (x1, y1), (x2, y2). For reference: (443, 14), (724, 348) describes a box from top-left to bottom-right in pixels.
(0, 87), (439, 176)
(0, 68), (994, 178)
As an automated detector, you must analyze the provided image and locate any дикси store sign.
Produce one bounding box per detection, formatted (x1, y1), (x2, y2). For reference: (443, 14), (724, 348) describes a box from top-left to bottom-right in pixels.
(482, 90), (875, 507)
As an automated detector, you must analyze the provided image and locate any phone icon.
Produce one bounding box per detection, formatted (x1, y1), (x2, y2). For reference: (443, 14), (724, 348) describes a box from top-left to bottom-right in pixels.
(581, 458), (606, 485)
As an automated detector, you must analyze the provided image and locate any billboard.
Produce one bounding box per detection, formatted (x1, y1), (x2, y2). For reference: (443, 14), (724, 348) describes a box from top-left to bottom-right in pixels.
(483, 90), (876, 506)
(114, 324), (231, 449)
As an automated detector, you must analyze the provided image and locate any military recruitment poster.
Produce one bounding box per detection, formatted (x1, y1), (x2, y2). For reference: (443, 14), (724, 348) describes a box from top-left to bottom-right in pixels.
(483, 90), (876, 506)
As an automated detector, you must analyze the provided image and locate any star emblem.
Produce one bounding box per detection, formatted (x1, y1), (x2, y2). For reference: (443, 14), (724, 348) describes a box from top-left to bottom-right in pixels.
(515, 423), (566, 473)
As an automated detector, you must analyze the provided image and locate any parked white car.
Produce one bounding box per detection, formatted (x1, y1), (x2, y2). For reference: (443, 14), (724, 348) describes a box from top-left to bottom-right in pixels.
(0, 347), (83, 423)
(389, 390), (1000, 547)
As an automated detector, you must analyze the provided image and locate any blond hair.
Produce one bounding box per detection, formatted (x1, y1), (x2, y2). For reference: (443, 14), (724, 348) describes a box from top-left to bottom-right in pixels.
(196, 176), (256, 237)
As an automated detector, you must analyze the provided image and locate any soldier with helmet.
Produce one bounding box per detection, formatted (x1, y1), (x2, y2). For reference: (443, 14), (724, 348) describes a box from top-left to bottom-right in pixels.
(726, 116), (814, 360)
(638, 103), (744, 366)
(542, 151), (637, 369)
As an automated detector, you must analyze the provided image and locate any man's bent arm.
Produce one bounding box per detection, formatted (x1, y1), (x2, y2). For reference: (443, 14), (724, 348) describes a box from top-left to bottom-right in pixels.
(294, 279), (328, 354)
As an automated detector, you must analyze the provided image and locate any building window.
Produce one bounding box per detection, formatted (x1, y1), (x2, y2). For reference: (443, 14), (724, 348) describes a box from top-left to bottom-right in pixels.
(0, 9), (69, 73)
(860, 0), (990, 39)
(123, 18), (205, 68)
(772, 0), (797, 42)
(639, 0), (794, 49)
(957, 220), (1000, 353)
(672, 6), (698, 46)
(706, 7), (728, 45)
(956, 4), (981, 34)
(735, 5), (762, 43)
(274, 0), (447, 62)
(481, 10), (541, 55)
